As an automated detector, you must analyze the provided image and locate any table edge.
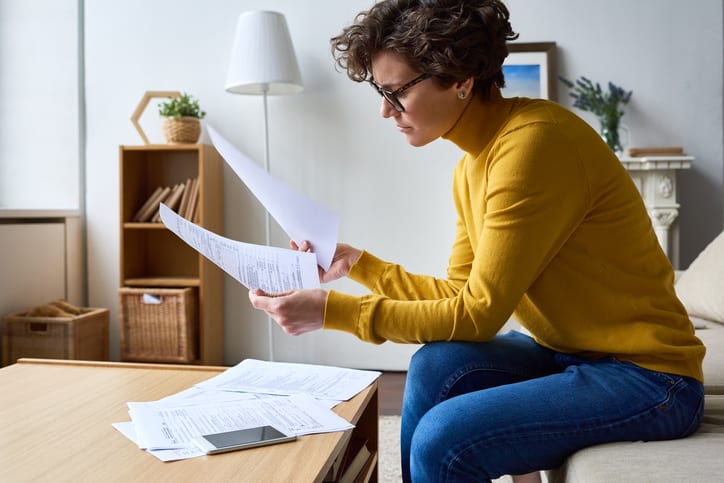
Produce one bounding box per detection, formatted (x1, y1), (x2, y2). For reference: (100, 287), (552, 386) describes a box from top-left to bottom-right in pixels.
(15, 358), (229, 372)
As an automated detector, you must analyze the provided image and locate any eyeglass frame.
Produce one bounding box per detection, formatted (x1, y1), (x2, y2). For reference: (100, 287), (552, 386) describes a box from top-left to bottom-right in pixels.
(368, 73), (433, 112)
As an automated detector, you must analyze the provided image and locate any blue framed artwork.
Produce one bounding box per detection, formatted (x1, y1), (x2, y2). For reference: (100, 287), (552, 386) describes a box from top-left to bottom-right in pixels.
(502, 42), (557, 101)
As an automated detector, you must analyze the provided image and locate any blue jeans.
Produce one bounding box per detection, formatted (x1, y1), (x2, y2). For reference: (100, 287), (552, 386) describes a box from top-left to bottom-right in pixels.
(401, 331), (704, 482)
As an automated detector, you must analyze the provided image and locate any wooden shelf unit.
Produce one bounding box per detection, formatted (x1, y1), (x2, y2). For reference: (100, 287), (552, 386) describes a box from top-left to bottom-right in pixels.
(119, 144), (224, 364)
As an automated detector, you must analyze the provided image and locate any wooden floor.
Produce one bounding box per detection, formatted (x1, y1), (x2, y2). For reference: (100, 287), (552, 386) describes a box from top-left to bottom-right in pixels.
(379, 371), (406, 416)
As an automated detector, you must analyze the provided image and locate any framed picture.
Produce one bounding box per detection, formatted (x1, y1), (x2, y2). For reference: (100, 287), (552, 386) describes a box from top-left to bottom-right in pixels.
(502, 42), (557, 101)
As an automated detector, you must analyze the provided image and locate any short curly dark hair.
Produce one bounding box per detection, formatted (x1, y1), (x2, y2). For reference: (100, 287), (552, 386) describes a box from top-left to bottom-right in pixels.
(330, 0), (518, 100)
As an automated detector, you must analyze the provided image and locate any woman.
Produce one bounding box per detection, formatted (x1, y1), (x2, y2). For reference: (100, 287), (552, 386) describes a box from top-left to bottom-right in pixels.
(250, 1), (705, 481)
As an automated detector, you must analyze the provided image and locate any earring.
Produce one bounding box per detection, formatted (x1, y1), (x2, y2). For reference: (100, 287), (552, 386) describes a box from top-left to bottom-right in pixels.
(458, 91), (467, 99)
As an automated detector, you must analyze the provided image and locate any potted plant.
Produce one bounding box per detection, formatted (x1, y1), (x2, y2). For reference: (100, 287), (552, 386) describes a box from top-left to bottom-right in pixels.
(158, 92), (207, 144)
(559, 76), (632, 155)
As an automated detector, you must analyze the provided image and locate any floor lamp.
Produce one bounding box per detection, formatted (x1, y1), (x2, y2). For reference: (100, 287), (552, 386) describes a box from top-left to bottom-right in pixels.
(225, 10), (304, 361)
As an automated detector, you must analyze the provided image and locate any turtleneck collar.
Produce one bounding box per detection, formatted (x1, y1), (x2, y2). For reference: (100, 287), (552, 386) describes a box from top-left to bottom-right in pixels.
(442, 87), (514, 157)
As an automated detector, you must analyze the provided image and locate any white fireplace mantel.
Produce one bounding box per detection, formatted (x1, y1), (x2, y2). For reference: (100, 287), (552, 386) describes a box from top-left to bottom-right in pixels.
(620, 155), (693, 268)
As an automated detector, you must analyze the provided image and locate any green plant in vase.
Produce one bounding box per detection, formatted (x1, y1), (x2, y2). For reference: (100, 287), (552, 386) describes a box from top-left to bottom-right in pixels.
(158, 92), (206, 144)
(559, 76), (632, 154)
(158, 92), (206, 119)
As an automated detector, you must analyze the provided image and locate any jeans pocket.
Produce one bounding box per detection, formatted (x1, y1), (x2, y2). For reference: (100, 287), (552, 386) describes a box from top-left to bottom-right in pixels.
(654, 373), (704, 438)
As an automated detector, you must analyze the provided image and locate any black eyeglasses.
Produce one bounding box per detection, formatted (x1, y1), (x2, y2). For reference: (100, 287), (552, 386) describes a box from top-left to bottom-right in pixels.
(368, 73), (432, 112)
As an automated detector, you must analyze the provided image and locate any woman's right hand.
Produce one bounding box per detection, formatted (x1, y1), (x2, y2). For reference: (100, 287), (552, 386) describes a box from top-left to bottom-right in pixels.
(291, 240), (362, 284)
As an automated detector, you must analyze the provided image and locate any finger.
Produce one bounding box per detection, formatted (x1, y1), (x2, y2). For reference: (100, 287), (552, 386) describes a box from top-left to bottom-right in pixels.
(276, 318), (307, 336)
(290, 240), (299, 250)
(248, 289), (265, 308)
(248, 288), (278, 311)
(264, 289), (295, 298)
(279, 319), (323, 336)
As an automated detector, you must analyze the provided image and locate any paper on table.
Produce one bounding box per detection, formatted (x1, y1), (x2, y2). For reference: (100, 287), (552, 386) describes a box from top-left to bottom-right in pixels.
(112, 422), (205, 462)
(207, 125), (340, 271)
(195, 358), (381, 401)
(128, 393), (353, 451)
(113, 389), (271, 462)
(154, 385), (262, 407)
(160, 203), (319, 291)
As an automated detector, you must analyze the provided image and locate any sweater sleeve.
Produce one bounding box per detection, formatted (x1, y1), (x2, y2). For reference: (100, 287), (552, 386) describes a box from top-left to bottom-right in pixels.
(345, 250), (462, 300)
(325, 122), (591, 344)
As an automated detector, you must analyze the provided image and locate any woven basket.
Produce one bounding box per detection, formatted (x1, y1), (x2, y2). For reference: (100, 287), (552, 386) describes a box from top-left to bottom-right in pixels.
(162, 116), (201, 144)
(119, 287), (198, 363)
(2, 308), (109, 366)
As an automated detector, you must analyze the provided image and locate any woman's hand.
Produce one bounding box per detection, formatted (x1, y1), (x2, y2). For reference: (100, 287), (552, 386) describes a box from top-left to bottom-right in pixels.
(248, 288), (327, 336)
(291, 240), (362, 284)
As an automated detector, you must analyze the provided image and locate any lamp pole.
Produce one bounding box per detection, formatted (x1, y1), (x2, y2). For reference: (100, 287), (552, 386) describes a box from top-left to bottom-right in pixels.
(262, 84), (275, 362)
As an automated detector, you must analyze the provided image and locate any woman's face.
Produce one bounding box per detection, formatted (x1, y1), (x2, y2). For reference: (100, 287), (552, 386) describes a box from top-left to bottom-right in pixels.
(370, 50), (472, 147)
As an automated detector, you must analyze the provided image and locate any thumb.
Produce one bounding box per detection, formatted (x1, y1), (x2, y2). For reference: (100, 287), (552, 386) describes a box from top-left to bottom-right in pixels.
(248, 288), (267, 308)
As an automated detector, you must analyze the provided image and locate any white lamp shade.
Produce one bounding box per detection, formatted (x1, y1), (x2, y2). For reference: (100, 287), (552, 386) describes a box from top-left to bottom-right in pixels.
(225, 10), (303, 95)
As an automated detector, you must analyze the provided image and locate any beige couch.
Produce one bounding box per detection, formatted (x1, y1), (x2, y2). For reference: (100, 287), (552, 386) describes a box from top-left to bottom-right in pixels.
(548, 230), (724, 483)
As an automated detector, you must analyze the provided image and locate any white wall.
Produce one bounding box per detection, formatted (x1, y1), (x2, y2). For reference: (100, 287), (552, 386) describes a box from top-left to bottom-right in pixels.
(2, 0), (722, 369)
(0, 0), (79, 208)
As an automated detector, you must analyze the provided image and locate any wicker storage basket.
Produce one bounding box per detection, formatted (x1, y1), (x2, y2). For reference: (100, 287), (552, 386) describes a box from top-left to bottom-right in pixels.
(2, 308), (109, 366)
(119, 287), (198, 363)
(161, 116), (201, 144)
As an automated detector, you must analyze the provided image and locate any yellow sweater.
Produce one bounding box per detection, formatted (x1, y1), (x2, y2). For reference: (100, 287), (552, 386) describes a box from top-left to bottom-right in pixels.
(325, 89), (705, 382)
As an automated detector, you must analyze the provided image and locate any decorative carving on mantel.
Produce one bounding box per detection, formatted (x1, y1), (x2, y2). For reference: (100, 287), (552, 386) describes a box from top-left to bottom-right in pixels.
(650, 208), (679, 228)
(658, 175), (674, 198)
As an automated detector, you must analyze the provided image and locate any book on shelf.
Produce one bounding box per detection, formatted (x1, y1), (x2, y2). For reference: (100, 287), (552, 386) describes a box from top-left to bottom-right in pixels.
(184, 177), (200, 221)
(151, 183), (185, 222)
(352, 450), (376, 483)
(177, 177), (193, 220)
(166, 182), (186, 212)
(323, 433), (349, 482)
(134, 186), (170, 223)
(131, 177), (200, 223)
(627, 146), (685, 157)
(132, 186), (163, 222)
(324, 436), (371, 483)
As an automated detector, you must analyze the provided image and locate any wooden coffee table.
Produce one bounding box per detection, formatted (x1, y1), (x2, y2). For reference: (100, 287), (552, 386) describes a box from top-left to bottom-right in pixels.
(0, 359), (378, 482)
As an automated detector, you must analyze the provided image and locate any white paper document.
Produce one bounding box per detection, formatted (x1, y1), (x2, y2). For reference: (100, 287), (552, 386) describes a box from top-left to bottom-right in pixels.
(160, 203), (319, 291)
(128, 393), (352, 451)
(112, 422), (205, 462)
(207, 125), (340, 271)
(195, 358), (381, 401)
(154, 386), (262, 407)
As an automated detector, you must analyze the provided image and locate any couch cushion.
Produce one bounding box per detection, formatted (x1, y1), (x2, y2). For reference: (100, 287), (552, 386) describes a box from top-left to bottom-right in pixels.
(675, 230), (724, 324)
(694, 316), (724, 394)
(547, 395), (724, 483)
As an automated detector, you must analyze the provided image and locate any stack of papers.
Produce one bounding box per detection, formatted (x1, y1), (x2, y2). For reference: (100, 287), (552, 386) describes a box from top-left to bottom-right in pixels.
(158, 125), (342, 292)
(113, 359), (380, 462)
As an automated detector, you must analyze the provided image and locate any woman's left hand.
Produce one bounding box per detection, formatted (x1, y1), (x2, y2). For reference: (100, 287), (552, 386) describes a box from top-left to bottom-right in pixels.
(248, 288), (327, 336)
